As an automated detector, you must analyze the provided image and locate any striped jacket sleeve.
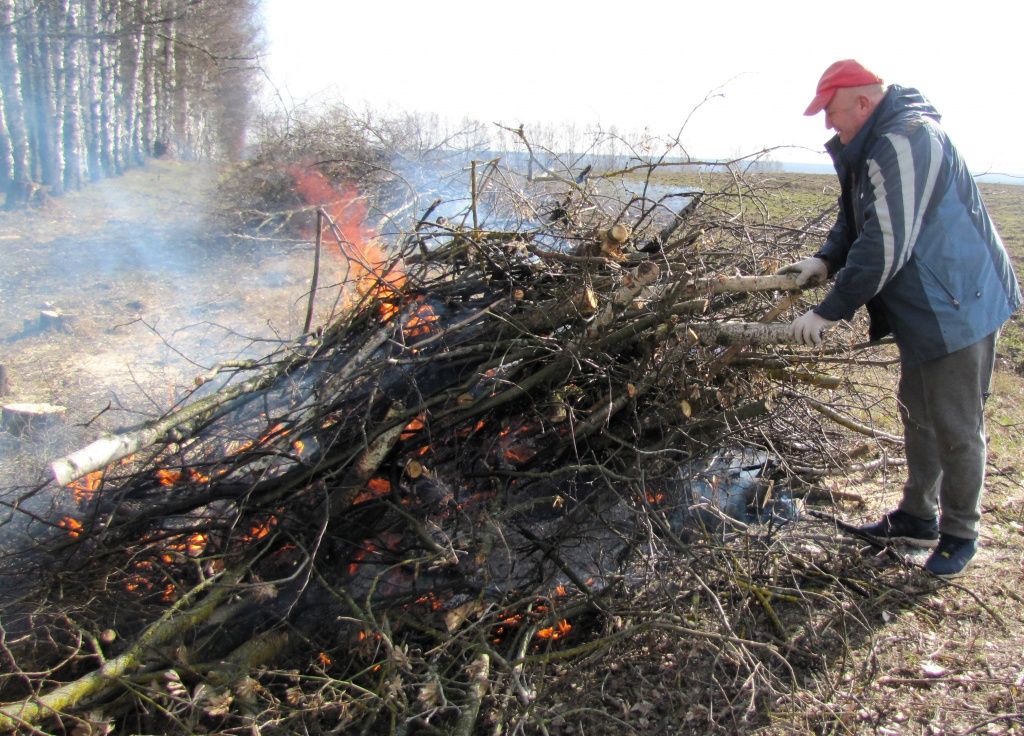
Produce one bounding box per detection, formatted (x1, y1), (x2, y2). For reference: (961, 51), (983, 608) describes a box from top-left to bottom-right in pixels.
(814, 122), (944, 322)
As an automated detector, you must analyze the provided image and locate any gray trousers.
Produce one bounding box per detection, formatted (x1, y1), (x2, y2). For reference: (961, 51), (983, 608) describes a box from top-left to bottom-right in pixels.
(897, 332), (997, 539)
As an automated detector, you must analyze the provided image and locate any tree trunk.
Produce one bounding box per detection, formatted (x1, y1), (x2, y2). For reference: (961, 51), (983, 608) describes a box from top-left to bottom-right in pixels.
(0, 0), (32, 207)
(0, 92), (12, 191)
(34, 1), (63, 194)
(118, 0), (144, 166)
(172, 0), (190, 158)
(82, 0), (103, 180)
(16, 2), (40, 183)
(156, 0), (176, 156)
(139, 0), (156, 156)
(98, 0), (117, 175)
(61, 0), (83, 191)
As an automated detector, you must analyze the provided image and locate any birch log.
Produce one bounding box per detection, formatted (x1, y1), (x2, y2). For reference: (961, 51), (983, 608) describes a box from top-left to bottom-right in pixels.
(697, 274), (803, 294)
(690, 322), (795, 346)
(587, 261), (660, 337)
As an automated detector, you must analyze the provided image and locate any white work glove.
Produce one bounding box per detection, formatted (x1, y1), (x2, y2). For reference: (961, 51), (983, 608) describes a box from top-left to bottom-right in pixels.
(776, 256), (828, 287)
(790, 309), (836, 347)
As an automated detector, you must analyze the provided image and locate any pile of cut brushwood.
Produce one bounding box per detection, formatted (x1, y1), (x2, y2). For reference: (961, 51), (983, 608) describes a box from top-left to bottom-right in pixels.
(1, 145), (917, 734)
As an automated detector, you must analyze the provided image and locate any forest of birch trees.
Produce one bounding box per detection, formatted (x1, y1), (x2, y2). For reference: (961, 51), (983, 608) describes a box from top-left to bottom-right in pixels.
(0, 0), (260, 208)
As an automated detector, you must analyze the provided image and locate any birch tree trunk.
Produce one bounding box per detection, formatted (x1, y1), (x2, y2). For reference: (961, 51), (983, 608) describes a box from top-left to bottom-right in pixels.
(118, 0), (144, 166)
(172, 0), (190, 158)
(98, 0), (117, 175)
(0, 0), (32, 207)
(82, 0), (103, 180)
(33, 2), (63, 194)
(61, 0), (83, 191)
(139, 0), (157, 156)
(0, 93), (12, 190)
(15, 1), (41, 183)
(156, 0), (176, 155)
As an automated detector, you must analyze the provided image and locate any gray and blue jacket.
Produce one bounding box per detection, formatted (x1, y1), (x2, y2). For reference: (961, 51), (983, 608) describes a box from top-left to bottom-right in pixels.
(813, 84), (1020, 365)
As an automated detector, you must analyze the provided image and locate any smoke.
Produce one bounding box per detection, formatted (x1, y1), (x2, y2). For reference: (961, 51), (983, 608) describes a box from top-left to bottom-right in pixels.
(0, 161), (326, 529)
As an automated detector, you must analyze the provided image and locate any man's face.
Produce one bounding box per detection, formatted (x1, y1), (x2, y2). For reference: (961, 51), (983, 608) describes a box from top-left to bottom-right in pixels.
(824, 88), (869, 145)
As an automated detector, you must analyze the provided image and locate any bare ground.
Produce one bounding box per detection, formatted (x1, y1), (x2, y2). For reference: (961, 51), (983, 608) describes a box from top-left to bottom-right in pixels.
(0, 160), (350, 488)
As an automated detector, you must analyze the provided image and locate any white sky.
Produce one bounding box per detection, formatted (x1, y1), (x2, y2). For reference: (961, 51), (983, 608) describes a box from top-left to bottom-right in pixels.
(260, 0), (1024, 175)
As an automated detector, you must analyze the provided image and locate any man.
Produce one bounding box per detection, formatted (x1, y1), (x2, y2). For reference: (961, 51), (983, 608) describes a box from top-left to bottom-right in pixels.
(779, 59), (1021, 577)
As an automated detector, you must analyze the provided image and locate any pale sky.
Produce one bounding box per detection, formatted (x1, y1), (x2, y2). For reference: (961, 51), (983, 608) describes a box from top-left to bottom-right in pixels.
(260, 0), (1023, 175)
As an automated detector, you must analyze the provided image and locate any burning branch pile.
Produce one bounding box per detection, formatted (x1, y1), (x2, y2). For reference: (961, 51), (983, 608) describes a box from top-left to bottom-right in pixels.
(0, 144), (909, 734)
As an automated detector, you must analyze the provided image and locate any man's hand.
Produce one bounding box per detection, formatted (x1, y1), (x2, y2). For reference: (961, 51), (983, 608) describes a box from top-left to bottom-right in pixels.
(776, 256), (828, 287)
(790, 309), (836, 346)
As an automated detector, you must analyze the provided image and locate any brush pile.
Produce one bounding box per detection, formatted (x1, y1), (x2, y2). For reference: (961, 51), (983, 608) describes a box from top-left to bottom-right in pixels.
(0, 143), (910, 734)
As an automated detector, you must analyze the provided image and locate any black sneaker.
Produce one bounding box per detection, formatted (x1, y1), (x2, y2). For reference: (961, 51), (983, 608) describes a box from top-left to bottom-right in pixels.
(924, 534), (977, 578)
(855, 510), (939, 548)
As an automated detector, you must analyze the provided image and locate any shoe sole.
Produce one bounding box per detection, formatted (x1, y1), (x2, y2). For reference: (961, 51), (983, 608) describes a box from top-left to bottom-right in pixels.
(864, 534), (938, 549)
(927, 560), (972, 578)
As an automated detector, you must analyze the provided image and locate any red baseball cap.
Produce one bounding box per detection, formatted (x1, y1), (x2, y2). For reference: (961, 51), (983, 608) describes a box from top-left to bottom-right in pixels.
(804, 59), (884, 116)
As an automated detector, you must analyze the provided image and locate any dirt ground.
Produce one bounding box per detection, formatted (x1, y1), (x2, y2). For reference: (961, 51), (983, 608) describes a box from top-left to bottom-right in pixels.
(0, 160), (351, 490)
(1, 164), (1022, 734)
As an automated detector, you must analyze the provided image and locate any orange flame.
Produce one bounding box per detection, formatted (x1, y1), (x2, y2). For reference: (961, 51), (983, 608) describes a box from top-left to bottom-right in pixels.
(504, 446), (536, 464)
(348, 542), (378, 576)
(59, 516), (83, 538)
(288, 167), (406, 306)
(498, 419), (539, 465)
(155, 468), (211, 487)
(415, 592), (445, 611)
(536, 619), (572, 640)
(646, 491), (667, 505)
(351, 477), (391, 506)
(66, 471), (103, 503)
(163, 532), (209, 559)
(156, 468), (182, 486)
(403, 300), (440, 338)
(187, 533), (208, 555)
(401, 415), (426, 440)
(242, 515), (278, 543)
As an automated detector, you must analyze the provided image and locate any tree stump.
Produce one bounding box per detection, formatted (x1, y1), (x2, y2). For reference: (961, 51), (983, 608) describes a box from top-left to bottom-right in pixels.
(38, 309), (76, 333)
(2, 402), (67, 436)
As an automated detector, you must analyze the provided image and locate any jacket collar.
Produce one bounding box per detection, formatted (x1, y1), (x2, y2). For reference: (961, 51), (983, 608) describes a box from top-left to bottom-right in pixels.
(823, 85), (941, 175)
(824, 87), (894, 174)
